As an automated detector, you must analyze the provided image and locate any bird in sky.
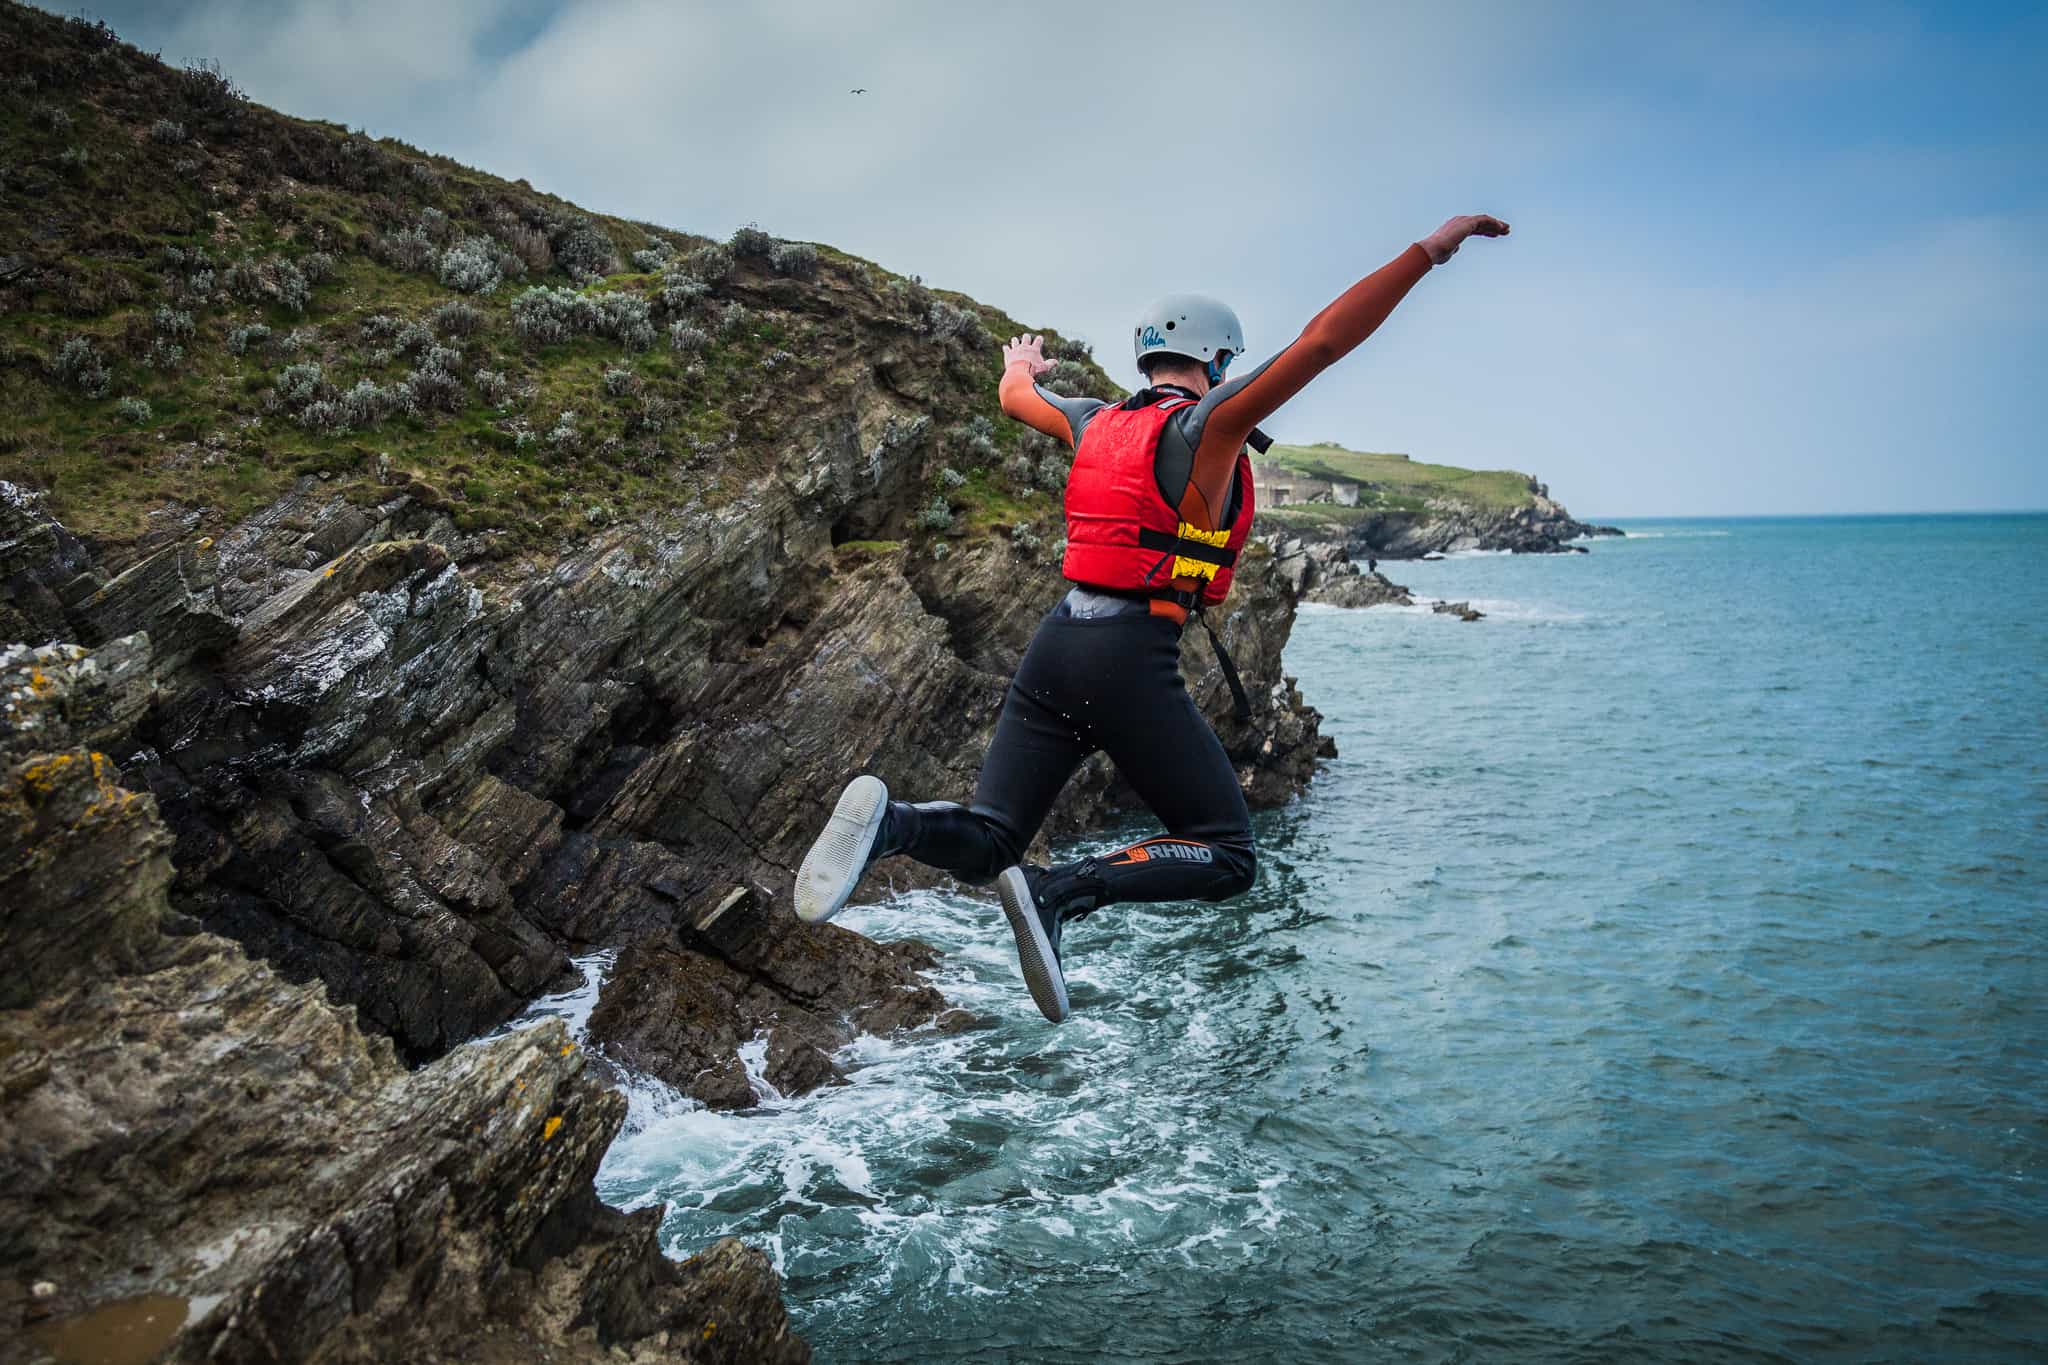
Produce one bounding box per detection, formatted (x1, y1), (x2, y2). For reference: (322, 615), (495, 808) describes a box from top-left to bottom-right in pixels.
(850, 88), (866, 94)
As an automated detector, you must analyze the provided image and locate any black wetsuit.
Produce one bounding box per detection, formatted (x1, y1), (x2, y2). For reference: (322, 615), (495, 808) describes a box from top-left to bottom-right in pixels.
(884, 588), (1256, 911)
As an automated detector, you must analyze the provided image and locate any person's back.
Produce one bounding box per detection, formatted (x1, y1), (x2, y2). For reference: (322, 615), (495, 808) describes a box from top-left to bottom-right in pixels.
(795, 214), (1510, 1023)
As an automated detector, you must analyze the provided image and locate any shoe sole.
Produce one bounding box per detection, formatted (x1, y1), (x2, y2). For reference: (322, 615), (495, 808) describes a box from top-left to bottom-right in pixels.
(997, 866), (1069, 1023)
(794, 775), (888, 924)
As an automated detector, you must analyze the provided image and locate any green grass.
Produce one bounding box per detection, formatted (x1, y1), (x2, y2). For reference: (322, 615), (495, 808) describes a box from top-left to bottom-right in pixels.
(0, 1), (1125, 568)
(1265, 441), (1537, 511)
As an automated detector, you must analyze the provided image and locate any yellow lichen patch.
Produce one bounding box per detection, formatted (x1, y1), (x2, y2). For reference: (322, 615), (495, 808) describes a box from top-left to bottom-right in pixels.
(28, 669), (54, 695)
(559, 1043), (575, 1056)
(703, 1322), (717, 1340)
(542, 1115), (563, 1141)
(197, 536), (215, 550)
(19, 752), (82, 798)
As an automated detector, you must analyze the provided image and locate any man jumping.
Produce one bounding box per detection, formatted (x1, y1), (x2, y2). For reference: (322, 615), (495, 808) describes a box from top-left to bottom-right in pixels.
(795, 215), (1510, 1022)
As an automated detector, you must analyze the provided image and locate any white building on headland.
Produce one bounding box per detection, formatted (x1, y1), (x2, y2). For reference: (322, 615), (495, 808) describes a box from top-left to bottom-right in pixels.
(1252, 460), (1359, 508)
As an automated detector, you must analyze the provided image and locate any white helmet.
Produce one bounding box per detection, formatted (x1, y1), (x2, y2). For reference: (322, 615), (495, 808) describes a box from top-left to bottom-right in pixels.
(1133, 293), (1243, 378)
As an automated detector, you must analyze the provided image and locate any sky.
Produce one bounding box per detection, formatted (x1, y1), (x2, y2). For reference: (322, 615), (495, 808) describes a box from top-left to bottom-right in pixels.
(50, 0), (2048, 516)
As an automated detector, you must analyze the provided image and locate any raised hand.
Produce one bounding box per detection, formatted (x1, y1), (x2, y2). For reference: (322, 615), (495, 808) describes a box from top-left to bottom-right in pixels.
(1002, 333), (1056, 378)
(1418, 214), (1511, 265)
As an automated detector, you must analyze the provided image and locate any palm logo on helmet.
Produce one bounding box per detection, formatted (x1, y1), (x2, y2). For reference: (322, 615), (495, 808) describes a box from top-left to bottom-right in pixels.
(1133, 294), (1244, 385)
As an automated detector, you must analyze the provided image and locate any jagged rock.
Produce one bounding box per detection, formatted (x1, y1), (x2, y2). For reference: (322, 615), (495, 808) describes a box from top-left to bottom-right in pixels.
(0, 637), (807, 1364)
(1269, 534), (1417, 610)
(1432, 600), (1485, 621)
(586, 883), (941, 1107)
(1311, 570), (1414, 609)
(71, 538), (236, 673)
(1258, 492), (1621, 559)
(0, 481), (97, 648)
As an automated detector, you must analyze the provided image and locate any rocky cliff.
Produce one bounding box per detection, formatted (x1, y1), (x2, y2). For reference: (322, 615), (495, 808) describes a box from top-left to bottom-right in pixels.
(0, 7), (1326, 1358)
(1256, 440), (1620, 557)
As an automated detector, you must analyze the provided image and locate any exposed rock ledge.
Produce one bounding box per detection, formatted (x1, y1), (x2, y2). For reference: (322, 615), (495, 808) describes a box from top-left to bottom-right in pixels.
(2, 636), (805, 1363)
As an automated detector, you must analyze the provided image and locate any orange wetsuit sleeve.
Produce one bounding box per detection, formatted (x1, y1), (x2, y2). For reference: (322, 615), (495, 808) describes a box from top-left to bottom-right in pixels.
(1175, 243), (1434, 528)
(1000, 363), (1107, 450)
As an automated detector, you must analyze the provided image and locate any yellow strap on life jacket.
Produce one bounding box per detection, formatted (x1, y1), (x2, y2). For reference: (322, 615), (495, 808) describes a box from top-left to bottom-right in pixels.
(1170, 522), (1231, 582)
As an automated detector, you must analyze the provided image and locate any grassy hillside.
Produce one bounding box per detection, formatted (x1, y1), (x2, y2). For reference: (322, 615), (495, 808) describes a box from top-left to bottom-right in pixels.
(1262, 440), (1541, 523)
(0, 3), (1114, 561)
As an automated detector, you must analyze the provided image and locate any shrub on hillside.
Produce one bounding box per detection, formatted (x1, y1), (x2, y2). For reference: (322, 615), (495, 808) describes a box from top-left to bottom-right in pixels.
(154, 306), (196, 341)
(729, 224), (774, 258)
(668, 322), (708, 354)
(953, 414), (998, 462)
(916, 495), (955, 532)
(683, 244), (732, 283)
(226, 323), (270, 356)
(400, 357), (464, 415)
(375, 226), (438, 273)
(298, 398), (345, 434)
(274, 361), (324, 409)
(58, 146), (90, 176)
(144, 340), (184, 371)
(148, 118), (187, 145)
(768, 241), (819, 281)
(510, 287), (581, 345)
(116, 396), (151, 424)
(51, 336), (110, 397)
(1035, 453), (1069, 491)
(1042, 359), (1093, 395)
(657, 273), (710, 314)
(926, 301), (987, 347)
(1048, 336), (1093, 363)
(273, 260), (311, 313)
(550, 215), (617, 281)
(339, 379), (396, 428)
(299, 251), (337, 285)
(473, 369), (512, 406)
(717, 302), (749, 338)
(437, 236), (502, 294)
(631, 239), (675, 272)
(547, 410), (579, 452)
(509, 286), (653, 349)
(938, 466), (967, 489)
(494, 217), (552, 275)
(432, 299), (484, 337)
(590, 293), (655, 349)
(30, 104), (71, 133)
(603, 366), (638, 398)
(180, 58), (245, 121)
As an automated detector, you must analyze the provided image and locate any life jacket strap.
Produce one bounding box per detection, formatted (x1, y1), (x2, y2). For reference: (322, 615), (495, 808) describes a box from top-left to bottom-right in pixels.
(1136, 524), (1239, 583)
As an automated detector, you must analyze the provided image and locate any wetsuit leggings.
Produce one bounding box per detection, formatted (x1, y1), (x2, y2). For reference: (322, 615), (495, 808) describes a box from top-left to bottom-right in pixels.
(886, 594), (1256, 909)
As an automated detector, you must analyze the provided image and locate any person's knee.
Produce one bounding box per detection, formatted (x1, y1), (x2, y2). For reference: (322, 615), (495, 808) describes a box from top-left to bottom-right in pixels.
(1205, 839), (1257, 900)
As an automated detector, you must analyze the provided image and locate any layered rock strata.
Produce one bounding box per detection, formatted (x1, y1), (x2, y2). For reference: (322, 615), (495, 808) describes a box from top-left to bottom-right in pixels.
(2, 636), (806, 1364)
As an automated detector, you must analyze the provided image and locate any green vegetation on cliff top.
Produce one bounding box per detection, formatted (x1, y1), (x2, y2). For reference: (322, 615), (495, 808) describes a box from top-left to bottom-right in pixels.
(0, 4), (1116, 566)
(1260, 441), (1541, 523)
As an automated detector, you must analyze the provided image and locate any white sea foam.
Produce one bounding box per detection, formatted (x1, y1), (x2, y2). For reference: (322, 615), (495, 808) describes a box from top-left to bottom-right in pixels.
(483, 948), (615, 1042)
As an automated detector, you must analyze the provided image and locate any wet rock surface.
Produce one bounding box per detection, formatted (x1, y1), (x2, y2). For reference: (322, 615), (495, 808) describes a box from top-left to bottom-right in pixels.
(1, 638), (806, 1364)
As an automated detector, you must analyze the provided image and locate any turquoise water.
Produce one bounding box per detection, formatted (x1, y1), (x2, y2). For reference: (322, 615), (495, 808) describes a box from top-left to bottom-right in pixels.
(592, 516), (2048, 1361)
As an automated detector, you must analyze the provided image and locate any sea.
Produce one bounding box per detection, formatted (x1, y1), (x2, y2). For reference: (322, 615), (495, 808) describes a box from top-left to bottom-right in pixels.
(529, 514), (2047, 1362)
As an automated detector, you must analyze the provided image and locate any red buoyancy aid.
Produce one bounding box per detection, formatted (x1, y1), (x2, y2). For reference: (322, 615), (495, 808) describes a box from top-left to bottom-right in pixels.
(1061, 395), (1257, 608)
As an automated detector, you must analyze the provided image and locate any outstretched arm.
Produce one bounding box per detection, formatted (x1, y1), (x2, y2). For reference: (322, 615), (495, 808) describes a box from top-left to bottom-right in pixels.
(1174, 215), (1510, 529)
(998, 332), (1107, 450)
